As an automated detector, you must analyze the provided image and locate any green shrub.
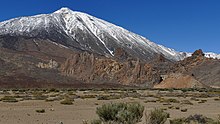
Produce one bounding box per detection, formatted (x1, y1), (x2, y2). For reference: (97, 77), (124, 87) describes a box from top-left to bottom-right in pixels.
(146, 108), (169, 124)
(96, 102), (144, 124)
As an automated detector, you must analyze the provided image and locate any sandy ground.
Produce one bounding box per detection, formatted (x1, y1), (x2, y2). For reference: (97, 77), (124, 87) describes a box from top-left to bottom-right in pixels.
(0, 91), (219, 124)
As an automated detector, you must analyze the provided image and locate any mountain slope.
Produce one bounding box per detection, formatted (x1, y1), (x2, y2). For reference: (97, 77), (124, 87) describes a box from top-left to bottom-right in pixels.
(0, 7), (190, 61)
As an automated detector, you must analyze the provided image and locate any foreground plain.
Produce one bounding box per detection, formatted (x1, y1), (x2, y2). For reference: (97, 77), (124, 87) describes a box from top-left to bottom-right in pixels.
(0, 89), (219, 124)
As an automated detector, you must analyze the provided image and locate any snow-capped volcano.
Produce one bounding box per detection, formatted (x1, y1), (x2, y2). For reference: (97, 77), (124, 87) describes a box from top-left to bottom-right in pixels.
(0, 8), (219, 60)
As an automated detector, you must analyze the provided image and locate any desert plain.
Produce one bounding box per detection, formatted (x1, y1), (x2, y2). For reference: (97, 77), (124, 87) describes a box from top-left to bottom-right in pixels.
(0, 88), (219, 124)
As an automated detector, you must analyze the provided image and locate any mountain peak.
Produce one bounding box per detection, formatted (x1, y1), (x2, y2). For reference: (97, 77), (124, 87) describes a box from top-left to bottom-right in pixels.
(54, 7), (74, 14)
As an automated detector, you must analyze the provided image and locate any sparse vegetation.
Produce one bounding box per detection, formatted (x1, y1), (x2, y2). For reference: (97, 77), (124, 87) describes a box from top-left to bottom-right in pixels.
(145, 108), (169, 124)
(96, 102), (144, 124)
(0, 88), (220, 124)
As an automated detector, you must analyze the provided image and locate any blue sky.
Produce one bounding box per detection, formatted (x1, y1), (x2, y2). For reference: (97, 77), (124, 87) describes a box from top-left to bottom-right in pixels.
(0, 0), (219, 53)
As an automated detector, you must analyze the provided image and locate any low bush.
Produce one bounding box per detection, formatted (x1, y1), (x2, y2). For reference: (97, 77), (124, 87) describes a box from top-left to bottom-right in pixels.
(145, 108), (169, 124)
(96, 102), (144, 124)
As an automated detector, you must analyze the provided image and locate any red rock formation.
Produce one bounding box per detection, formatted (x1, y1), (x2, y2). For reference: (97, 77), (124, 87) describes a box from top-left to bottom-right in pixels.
(60, 52), (163, 87)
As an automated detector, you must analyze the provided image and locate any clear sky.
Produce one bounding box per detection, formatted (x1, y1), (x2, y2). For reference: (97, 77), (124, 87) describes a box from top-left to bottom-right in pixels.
(0, 0), (219, 53)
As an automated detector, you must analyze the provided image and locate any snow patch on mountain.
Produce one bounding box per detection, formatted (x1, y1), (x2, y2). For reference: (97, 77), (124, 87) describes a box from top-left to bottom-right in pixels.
(204, 52), (220, 59)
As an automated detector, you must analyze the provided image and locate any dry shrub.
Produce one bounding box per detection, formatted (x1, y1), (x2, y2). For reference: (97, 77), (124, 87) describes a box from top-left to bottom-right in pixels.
(145, 108), (169, 124)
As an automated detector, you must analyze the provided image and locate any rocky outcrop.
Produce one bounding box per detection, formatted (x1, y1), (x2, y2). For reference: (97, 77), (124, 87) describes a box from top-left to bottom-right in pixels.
(153, 49), (220, 88)
(167, 49), (220, 87)
(173, 49), (207, 73)
(192, 49), (205, 57)
(114, 48), (132, 61)
(37, 59), (58, 69)
(154, 73), (206, 89)
(60, 51), (164, 86)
